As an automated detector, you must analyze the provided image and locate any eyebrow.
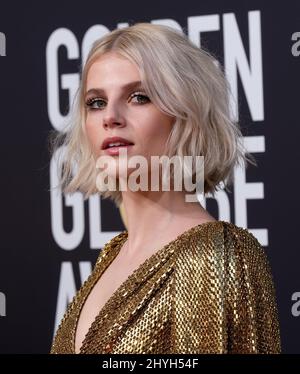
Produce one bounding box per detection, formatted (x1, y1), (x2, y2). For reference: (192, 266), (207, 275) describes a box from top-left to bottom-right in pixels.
(85, 80), (143, 98)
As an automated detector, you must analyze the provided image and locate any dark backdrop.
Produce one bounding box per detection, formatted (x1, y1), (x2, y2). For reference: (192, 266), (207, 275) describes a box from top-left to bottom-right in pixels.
(0, 0), (299, 353)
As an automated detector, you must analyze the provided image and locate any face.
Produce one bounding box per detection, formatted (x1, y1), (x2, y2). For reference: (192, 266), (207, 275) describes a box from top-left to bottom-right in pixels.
(84, 52), (175, 183)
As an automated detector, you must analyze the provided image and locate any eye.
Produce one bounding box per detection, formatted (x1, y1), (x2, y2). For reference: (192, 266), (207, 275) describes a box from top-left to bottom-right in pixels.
(85, 97), (105, 110)
(129, 92), (151, 105)
(85, 91), (151, 111)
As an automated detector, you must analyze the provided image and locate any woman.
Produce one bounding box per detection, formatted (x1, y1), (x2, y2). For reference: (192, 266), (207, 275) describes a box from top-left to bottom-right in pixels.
(50, 23), (281, 354)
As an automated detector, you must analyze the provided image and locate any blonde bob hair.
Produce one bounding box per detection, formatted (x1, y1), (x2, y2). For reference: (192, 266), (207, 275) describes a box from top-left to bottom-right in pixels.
(50, 22), (255, 207)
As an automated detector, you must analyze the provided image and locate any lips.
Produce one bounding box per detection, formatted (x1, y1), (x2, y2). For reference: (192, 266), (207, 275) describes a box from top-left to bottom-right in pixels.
(101, 136), (134, 150)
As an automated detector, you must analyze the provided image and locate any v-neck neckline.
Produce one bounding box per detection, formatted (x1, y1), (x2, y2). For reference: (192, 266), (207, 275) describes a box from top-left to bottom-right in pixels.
(74, 220), (224, 354)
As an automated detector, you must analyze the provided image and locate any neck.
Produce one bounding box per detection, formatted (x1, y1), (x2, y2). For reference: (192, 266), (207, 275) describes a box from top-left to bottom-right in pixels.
(120, 189), (214, 256)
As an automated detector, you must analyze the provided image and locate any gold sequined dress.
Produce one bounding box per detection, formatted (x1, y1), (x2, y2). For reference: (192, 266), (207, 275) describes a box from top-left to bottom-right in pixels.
(50, 221), (281, 354)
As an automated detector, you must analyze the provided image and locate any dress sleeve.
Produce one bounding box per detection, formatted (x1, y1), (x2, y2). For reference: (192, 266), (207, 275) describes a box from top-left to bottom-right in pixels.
(224, 225), (281, 353)
(171, 223), (281, 354)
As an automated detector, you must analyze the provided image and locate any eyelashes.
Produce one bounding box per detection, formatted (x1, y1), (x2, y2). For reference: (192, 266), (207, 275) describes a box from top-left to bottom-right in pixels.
(85, 97), (104, 110)
(85, 91), (151, 110)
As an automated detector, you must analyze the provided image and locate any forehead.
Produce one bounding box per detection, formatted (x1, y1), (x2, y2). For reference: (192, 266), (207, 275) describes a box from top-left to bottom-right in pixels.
(86, 53), (141, 91)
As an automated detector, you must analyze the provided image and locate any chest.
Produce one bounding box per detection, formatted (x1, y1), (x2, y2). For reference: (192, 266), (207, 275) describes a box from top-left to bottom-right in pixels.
(74, 250), (157, 353)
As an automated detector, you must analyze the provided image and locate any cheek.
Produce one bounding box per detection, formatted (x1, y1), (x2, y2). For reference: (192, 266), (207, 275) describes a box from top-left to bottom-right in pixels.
(144, 115), (173, 146)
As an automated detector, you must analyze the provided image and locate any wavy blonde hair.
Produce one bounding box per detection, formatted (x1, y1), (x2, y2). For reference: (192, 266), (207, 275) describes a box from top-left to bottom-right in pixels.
(50, 22), (256, 207)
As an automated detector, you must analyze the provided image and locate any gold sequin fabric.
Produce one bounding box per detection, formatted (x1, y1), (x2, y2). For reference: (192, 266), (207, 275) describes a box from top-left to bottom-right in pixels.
(50, 221), (281, 354)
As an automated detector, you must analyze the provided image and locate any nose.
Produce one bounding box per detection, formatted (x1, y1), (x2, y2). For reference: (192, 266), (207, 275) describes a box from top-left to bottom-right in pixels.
(102, 102), (125, 130)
